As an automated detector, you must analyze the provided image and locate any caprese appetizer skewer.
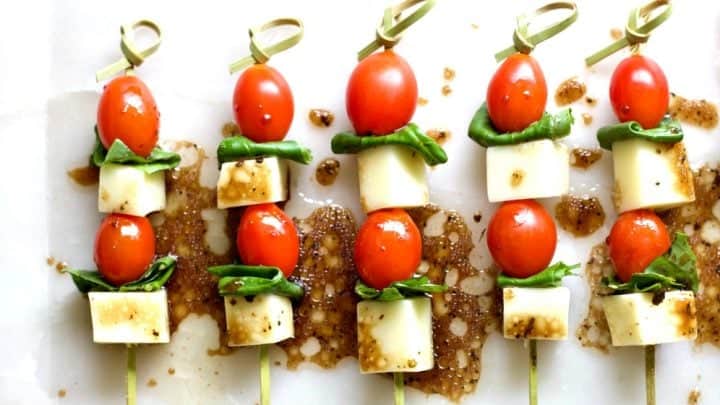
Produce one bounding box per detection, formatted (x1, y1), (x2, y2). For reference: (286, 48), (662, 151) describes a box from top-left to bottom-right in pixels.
(331, 1), (447, 403)
(585, 2), (697, 405)
(62, 20), (180, 405)
(206, 18), (309, 405)
(466, 4), (578, 405)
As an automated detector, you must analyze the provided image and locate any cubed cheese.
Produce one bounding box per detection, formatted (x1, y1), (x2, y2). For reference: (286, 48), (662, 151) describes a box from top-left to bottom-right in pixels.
(602, 290), (697, 346)
(612, 138), (695, 213)
(486, 140), (569, 202)
(224, 294), (294, 346)
(357, 145), (429, 213)
(357, 297), (433, 374)
(503, 287), (570, 340)
(98, 164), (166, 217)
(89, 290), (170, 344)
(216, 158), (288, 209)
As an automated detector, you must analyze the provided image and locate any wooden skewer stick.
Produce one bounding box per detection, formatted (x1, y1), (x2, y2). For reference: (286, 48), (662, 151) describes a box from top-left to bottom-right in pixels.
(127, 345), (137, 405)
(529, 339), (538, 405)
(260, 344), (271, 405)
(394, 372), (405, 405)
(646, 345), (656, 405)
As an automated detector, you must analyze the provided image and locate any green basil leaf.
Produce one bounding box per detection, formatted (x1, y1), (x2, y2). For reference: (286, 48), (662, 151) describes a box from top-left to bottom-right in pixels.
(91, 127), (180, 174)
(355, 276), (448, 302)
(63, 256), (177, 293)
(217, 135), (313, 165)
(119, 256), (177, 292)
(331, 123), (448, 166)
(497, 262), (580, 288)
(596, 115), (683, 150)
(468, 103), (573, 147)
(64, 269), (117, 293)
(208, 264), (305, 301)
(603, 232), (698, 294)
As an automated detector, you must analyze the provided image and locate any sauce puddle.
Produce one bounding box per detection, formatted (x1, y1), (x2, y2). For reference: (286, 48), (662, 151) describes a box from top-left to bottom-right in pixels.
(157, 142), (498, 400)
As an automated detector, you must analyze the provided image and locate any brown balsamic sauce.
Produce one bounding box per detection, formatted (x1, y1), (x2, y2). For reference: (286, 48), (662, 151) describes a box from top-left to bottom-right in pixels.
(426, 129), (451, 146)
(555, 195), (605, 237)
(669, 94), (719, 129)
(581, 113), (593, 126)
(154, 142), (235, 350)
(576, 244), (614, 352)
(418, 97), (429, 106)
(405, 205), (500, 402)
(688, 388), (701, 405)
(314, 158), (341, 186)
(221, 122), (239, 138)
(661, 166), (720, 346)
(610, 28), (623, 40)
(554, 77), (587, 106)
(441, 85), (452, 97)
(279, 206), (359, 369)
(67, 165), (99, 186)
(570, 148), (603, 169)
(308, 109), (335, 128)
(443, 67), (456, 81)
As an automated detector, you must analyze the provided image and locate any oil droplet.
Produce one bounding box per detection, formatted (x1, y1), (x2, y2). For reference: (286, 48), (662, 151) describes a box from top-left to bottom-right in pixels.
(522, 90), (531, 98)
(621, 105), (630, 114)
(261, 113), (272, 125)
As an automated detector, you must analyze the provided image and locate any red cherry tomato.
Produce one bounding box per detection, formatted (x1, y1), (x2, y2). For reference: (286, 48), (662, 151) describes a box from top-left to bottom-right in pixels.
(233, 64), (294, 142)
(609, 55), (669, 129)
(607, 210), (671, 282)
(486, 53), (548, 133)
(346, 50), (418, 135)
(94, 214), (156, 286)
(236, 203), (299, 277)
(487, 200), (557, 278)
(354, 208), (422, 289)
(97, 75), (159, 157)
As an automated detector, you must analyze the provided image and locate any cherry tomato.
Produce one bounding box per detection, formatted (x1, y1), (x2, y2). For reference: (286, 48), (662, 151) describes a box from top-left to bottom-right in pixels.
(354, 208), (422, 289)
(97, 76), (159, 157)
(233, 64), (294, 142)
(346, 50), (418, 135)
(94, 214), (156, 286)
(609, 55), (669, 129)
(236, 203), (299, 277)
(487, 200), (557, 278)
(486, 53), (548, 133)
(607, 209), (671, 282)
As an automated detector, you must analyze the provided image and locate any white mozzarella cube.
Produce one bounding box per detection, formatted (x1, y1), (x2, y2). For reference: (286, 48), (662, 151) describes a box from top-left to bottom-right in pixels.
(486, 140), (569, 202)
(224, 294), (294, 346)
(612, 139), (695, 213)
(357, 145), (429, 213)
(89, 290), (170, 344)
(98, 164), (166, 217)
(602, 290), (697, 346)
(503, 287), (570, 340)
(216, 158), (288, 209)
(357, 297), (434, 374)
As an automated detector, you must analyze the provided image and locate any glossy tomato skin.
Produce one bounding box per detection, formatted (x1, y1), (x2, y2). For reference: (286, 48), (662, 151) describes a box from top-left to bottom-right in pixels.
(487, 200), (557, 278)
(94, 214), (156, 286)
(486, 53), (548, 133)
(354, 208), (422, 289)
(233, 64), (294, 142)
(607, 209), (671, 282)
(236, 203), (299, 277)
(609, 55), (669, 129)
(97, 75), (159, 157)
(346, 50), (418, 135)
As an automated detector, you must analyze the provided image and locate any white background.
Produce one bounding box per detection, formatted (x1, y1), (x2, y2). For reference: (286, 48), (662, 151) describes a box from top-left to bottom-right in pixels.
(1, 0), (719, 404)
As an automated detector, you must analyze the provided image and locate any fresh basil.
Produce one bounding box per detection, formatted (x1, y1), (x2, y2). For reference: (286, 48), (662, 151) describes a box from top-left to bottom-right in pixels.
(91, 128), (180, 174)
(355, 276), (447, 301)
(596, 115), (683, 150)
(217, 135), (313, 165)
(467, 103), (573, 147)
(604, 233), (698, 294)
(207, 264), (304, 301)
(331, 123), (448, 166)
(497, 262), (580, 288)
(63, 256), (177, 293)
